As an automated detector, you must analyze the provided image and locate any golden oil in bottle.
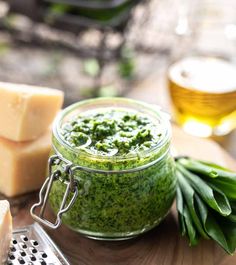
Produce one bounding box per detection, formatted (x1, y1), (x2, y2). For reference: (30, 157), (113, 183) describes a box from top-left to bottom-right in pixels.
(167, 56), (236, 137)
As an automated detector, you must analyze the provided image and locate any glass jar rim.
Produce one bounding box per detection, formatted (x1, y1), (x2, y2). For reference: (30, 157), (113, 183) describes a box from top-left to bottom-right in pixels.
(53, 97), (171, 162)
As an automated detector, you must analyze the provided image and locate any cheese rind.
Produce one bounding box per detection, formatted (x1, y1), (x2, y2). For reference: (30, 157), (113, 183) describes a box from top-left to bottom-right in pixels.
(0, 130), (52, 197)
(0, 200), (12, 264)
(0, 82), (64, 141)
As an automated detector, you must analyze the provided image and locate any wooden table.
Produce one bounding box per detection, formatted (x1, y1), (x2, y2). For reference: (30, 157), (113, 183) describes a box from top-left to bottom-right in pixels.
(13, 125), (236, 265)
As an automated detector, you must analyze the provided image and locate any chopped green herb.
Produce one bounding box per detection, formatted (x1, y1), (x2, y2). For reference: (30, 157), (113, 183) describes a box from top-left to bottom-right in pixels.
(61, 108), (163, 156)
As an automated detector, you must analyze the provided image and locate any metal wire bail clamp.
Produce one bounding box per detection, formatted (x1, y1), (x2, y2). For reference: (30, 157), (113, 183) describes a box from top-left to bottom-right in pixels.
(30, 155), (79, 229)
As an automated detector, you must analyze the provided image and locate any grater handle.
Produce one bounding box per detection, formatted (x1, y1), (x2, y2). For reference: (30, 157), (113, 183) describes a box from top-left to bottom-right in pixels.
(31, 155), (79, 229)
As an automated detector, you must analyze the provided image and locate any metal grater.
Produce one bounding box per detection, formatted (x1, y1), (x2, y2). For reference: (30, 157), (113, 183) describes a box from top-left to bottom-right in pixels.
(8, 223), (70, 265)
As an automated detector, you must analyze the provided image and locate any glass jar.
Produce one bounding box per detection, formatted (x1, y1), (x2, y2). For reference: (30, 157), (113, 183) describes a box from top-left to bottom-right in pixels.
(32, 98), (176, 240)
(167, 0), (236, 138)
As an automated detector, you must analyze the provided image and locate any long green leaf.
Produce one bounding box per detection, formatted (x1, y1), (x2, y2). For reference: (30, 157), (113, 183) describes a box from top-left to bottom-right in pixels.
(176, 186), (186, 236)
(206, 180), (236, 201)
(178, 158), (236, 199)
(178, 158), (236, 179)
(215, 214), (236, 254)
(177, 164), (231, 216)
(200, 160), (236, 175)
(177, 171), (209, 238)
(207, 179), (236, 200)
(227, 202), (236, 222)
(176, 185), (199, 245)
(183, 205), (199, 246)
(194, 194), (232, 254)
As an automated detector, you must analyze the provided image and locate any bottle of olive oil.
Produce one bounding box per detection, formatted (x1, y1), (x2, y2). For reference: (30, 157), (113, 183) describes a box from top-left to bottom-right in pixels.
(167, 56), (236, 137)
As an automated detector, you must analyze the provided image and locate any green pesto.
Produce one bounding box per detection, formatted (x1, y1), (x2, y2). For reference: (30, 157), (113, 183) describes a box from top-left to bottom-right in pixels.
(49, 103), (176, 239)
(60, 109), (163, 156)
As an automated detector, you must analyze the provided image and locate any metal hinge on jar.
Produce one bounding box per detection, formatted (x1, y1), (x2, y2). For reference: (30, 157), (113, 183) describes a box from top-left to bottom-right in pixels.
(30, 155), (79, 229)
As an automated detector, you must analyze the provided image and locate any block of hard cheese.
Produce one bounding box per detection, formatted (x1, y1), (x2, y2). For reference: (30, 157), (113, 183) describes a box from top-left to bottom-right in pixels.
(0, 200), (12, 264)
(0, 129), (51, 197)
(0, 82), (64, 141)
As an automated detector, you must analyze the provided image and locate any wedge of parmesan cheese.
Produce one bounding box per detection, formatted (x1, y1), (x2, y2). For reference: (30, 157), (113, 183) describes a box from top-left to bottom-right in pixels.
(0, 82), (64, 141)
(0, 200), (12, 264)
(0, 129), (52, 197)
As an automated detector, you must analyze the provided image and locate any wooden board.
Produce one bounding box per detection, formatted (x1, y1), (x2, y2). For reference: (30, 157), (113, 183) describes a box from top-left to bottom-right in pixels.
(13, 125), (236, 265)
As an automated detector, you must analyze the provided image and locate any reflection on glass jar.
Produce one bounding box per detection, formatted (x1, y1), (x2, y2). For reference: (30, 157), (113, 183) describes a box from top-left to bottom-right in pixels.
(49, 98), (176, 240)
